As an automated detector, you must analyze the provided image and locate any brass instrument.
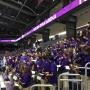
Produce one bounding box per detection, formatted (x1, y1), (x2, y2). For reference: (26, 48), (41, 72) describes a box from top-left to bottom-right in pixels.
(69, 63), (80, 73)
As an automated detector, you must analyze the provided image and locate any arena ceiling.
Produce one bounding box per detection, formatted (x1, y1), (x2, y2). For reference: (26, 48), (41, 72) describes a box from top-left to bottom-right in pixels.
(0, 0), (89, 52)
(0, 0), (61, 39)
(0, 0), (89, 40)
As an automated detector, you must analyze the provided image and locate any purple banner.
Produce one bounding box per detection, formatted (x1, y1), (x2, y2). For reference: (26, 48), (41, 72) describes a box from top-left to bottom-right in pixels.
(0, 40), (16, 43)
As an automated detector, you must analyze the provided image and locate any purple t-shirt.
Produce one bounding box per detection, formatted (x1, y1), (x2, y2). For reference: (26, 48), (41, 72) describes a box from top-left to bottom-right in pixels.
(20, 56), (28, 62)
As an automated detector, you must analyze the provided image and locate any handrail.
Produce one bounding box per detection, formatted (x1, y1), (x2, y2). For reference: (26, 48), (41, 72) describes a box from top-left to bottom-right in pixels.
(30, 84), (55, 90)
(85, 62), (90, 90)
(58, 73), (82, 90)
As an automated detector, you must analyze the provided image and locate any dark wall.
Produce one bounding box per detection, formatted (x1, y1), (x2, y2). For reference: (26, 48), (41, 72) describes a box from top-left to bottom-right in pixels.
(0, 43), (19, 52)
(42, 29), (50, 42)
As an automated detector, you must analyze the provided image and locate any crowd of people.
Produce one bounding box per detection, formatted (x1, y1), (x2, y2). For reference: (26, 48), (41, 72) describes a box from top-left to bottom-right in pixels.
(1, 29), (90, 90)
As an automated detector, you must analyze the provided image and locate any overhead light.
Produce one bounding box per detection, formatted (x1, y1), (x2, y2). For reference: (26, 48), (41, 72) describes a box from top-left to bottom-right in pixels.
(58, 31), (66, 36)
(76, 24), (89, 29)
(49, 35), (54, 38)
(38, 39), (42, 41)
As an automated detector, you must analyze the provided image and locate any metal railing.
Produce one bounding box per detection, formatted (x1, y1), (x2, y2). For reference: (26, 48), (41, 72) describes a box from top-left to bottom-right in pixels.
(76, 62), (90, 90)
(85, 62), (90, 90)
(30, 84), (55, 90)
(29, 62), (90, 90)
(58, 73), (83, 90)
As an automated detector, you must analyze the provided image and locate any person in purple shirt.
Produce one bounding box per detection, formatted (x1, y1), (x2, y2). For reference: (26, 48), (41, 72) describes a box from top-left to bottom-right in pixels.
(86, 39), (90, 46)
(20, 52), (29, 63)
(36, 56), (43, 73)
(46, 57), (57, 84)
(6, 57), (16, 71)
(55, 48), (64, 65)
(42, 55), (50, 73)
(6, 58), (12, 66)
(57, 50), (71, 74)
(42, 60), (49, 72)
(19, 65), (32, 89)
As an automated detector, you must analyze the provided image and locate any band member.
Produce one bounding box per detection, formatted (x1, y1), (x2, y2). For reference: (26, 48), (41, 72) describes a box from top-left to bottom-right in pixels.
(20, 52), (29, 63)
(42, 54), (50, 73)
(36, 55), (43, 73)
(46, 57), (57, 84)
(19, 64), (32, 90)
(58, 50), (71, 74)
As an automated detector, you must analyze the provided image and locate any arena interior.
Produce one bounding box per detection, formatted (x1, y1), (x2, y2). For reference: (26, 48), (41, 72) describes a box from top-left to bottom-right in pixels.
(0, 0), (90, 90)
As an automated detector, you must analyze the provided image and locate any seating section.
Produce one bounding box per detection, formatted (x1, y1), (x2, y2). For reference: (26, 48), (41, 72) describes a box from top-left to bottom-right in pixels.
(0, 30), (90, 90)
